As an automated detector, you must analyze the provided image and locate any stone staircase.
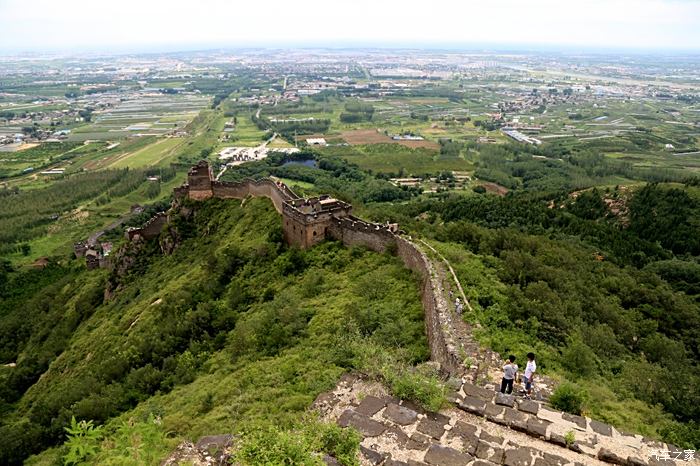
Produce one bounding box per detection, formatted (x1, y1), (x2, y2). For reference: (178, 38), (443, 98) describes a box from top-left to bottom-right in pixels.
(316, 374), (696, 466)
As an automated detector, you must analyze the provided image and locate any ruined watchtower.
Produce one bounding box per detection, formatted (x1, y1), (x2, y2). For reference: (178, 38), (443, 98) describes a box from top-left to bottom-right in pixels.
(187, 160), (214, 200)
(282, 196), (352, 248)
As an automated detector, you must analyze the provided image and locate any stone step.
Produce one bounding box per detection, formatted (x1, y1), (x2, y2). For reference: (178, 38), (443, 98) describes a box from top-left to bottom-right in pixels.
(319, 375), (694, 466)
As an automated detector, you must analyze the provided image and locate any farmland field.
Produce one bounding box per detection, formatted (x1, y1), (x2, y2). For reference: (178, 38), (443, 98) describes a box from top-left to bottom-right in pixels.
(319, 143), (471, 174)
(109, 137), (184, 168)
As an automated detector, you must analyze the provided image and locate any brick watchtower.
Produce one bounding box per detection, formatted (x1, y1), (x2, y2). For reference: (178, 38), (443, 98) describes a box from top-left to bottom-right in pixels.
(187, 160), (214, 200)
(282, 196), (352, 248)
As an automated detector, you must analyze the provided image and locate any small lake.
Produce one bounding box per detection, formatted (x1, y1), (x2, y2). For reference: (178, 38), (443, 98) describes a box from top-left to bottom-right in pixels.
(282, 159), (317, 168)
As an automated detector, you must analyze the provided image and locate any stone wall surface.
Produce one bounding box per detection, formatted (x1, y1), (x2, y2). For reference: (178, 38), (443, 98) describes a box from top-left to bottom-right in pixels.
(126, 212), (168, 240)
(314, 374), (696, 466)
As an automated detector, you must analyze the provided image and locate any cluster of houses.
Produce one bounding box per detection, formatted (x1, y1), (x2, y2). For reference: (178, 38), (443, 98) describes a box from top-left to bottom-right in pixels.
(0, 128), (71, 147)
(73, 241), (113, 269)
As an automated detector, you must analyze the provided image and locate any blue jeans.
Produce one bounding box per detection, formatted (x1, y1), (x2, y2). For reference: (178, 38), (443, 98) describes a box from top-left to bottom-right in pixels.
(523, 376), (532, 391)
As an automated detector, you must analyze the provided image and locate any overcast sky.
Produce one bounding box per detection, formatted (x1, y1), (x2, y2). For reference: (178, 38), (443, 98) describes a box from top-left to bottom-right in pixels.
(0, 0), (698, 53)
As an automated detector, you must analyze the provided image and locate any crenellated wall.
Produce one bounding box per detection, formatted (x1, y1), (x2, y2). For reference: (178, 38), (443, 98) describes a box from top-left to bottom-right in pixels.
(328, 216), (397, 253)
(125, 212), (168, 240)
(126, 163), (464, 376)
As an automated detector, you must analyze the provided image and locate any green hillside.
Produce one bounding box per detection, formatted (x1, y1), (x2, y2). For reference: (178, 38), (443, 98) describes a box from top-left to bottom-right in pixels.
(0, 197), (436, 465)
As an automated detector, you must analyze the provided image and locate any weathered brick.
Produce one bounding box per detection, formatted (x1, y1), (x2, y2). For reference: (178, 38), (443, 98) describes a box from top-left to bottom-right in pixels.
(385, 459), (409, 466)
(526, 417), (550, 438)
(449, 420), (477, 439)
(360, 445), (385, 465)
(356, 395), (386, 416)
(459, 396), (486, 416)
(518, 399), (539, 415)
(598, 448), (626, 465)
(416, 417), (445, 440)
(479, 430), (504, 446)
(463, 383), (495, 400)
(384, 426), (410, 447)
(383, 403), (418, 425)
(484, 403), (504, 421)
(475, 440), (505, 464)
(424, 444), (472, 466)
(589, 419), (613, 436)
(534, 453), (569, 466)
(406, 432), (431, 451)
(627, 456), (647, 466)
(503, 447), (536, 466)
(337, 410), (386, 437)
(562, 412), (587, 429)
(495, 392), (516, 407)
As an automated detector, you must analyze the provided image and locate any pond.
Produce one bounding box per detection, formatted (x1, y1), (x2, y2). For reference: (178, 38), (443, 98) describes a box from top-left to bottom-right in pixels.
(282, 158), (317, 168)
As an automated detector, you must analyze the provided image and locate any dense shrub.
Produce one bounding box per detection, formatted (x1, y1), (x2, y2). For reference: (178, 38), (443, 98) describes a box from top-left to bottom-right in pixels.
(550, 382), (588, 415)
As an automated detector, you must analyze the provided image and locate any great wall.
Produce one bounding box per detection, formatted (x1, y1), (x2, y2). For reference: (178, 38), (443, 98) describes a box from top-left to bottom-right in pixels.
(124, 161), (693, 466)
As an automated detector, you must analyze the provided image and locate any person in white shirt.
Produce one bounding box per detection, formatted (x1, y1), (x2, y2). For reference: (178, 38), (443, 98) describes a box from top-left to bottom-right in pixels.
(522, 352), (536, 399)
(500, 355), (518, 394)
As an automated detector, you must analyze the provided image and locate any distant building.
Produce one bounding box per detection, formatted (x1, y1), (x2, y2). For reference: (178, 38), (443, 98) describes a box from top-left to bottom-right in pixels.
(501, 128), (542, 145)
(390, 177), (422, 187)
(306, 138), (327, 146)
(40, 168), (66, 175)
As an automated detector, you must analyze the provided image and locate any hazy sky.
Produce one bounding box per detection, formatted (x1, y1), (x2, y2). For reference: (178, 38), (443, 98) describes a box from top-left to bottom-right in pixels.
(0, 0), (699, 52)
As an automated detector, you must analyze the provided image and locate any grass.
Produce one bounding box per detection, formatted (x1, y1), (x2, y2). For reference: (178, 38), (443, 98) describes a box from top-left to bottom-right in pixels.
(109, 138), (184, 168)
(319, 144), (471, 175)
(18, 197), (427, 464)
(274, 177), (315, 191)
(218, 113), (268, 148)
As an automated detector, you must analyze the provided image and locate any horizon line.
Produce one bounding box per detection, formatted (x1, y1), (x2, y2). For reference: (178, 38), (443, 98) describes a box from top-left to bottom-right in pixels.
(2, 42), (700, 57)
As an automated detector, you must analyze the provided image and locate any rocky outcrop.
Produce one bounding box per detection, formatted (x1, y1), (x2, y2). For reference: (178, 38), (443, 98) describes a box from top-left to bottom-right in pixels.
(160, 434), (234, 466)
